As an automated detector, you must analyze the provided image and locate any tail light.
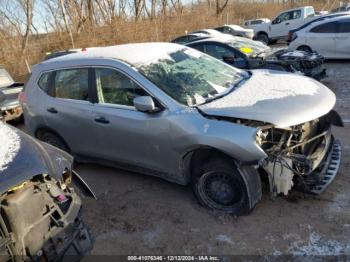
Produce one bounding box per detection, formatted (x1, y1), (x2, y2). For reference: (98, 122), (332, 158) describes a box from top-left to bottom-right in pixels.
(18, 91), (27, 103)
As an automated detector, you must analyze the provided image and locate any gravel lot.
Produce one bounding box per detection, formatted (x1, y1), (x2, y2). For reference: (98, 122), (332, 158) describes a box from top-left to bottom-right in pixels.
(14, 60), (349, 257)
(70, 60), (350, 257)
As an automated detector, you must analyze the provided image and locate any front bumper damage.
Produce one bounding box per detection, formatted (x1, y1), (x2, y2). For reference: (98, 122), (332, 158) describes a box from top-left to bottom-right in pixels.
(265, 49), (327, 80)
(259, 112), (342, 196)
(0, 174), (93, 261)
(302, 138), (341, 194)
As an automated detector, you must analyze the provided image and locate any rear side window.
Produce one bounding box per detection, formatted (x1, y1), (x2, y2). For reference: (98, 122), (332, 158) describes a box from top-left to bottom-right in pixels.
(338, 19), (350, 33)
(38, 72), (50, 93)
(310, 22), (337, 33)
(54, 68), (89, 100)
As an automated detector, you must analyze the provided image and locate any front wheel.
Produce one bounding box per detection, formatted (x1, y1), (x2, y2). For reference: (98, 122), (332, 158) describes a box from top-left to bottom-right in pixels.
(192, 158), (260, 215)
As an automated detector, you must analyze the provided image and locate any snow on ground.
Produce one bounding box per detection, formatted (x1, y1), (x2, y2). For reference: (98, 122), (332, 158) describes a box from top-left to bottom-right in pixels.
(0, 123), (20, 171)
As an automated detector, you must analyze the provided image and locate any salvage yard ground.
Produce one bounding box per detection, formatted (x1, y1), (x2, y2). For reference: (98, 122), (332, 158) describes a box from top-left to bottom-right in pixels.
(18, 60), (350, 256)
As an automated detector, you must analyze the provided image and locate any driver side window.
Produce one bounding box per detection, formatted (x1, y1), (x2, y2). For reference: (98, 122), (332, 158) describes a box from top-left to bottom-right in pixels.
(202, 44), (235, 60)
(95, 68), (148, 106)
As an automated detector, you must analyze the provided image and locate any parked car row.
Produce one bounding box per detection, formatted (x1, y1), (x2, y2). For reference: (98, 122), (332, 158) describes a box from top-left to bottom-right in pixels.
(172, 31), (326, 80)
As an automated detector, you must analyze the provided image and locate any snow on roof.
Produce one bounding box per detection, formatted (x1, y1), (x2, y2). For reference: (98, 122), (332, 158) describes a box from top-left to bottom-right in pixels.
(225, 24), (244, 30)
(192, 29), (223, 36)
(188, 34), (248, 44)
(0, 123), (20, 172)
(42, 43), (191, 67)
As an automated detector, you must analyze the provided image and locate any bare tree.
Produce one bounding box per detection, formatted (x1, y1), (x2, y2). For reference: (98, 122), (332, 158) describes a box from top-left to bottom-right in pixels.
(0, 0), (34, 56)
(59, 0), (75, 47)
(215, 0), (229, 16)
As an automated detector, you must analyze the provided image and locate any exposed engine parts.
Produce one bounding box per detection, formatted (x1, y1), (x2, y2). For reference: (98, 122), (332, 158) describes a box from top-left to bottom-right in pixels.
(0, 174), (93, 261)
(256, 111), (343, 196)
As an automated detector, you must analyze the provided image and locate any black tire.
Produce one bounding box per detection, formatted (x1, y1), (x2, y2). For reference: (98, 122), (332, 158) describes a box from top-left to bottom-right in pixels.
(192, 158), (259, 215)
(38, 131), (69, 152)
(297, 45), (312, 53)
(255, 33), (269, 45)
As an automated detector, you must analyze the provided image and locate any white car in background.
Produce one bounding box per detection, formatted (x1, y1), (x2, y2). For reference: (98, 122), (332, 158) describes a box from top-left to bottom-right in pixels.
(214, 24), (254, 39)
(191, 29), (224, 37)
(289, 15), (350, 58)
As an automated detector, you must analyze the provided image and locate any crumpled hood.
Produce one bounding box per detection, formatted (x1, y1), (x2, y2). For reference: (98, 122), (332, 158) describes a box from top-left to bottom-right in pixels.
(0, 123), (73, 194)
(199, 70), (336, 128)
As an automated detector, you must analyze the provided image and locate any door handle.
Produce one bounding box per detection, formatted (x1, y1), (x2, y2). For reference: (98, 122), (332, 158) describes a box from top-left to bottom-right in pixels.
(285, 22), (290, 25)
(94, 116), (109, 124)
(47, 107), (58, 114)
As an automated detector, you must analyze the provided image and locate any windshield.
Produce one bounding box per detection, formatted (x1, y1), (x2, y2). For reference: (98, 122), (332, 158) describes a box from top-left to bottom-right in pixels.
(227, 37), (270, 56)
(136, 48), (246, 106)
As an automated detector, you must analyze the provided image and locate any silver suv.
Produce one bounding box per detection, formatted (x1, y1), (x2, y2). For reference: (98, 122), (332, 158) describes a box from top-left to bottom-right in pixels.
(21, 43), (342, 215)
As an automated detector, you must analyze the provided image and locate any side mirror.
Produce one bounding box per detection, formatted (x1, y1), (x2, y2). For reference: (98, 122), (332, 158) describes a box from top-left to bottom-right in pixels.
(0, 90), (6, 103)
(272, 18), (281, 24)
(222, 55), (235, 64)
(133, 96), (159, 113)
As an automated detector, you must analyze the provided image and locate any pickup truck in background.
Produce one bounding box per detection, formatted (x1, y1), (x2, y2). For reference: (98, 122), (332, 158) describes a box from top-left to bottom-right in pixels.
(0, 66), (24, 122)
(245, 6), (318, 44)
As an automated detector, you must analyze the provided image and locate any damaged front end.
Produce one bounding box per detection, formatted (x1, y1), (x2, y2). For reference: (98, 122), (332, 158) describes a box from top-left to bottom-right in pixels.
(0, 173), (92, 261)
(256, 110), (343, 196)
(0, 123), (93, 261)
(266, 49), (326, 81)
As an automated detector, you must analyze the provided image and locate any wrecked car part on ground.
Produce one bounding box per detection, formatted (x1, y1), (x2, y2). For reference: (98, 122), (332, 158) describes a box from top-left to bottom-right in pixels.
(22, 43), (342, 215)
(0, 122), (93, 261)
(0, 67), (24, 122)
(185, 35), (326, 80)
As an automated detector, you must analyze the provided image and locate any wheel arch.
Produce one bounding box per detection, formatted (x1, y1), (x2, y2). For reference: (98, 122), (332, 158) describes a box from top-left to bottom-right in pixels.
(182, 146), (262, 212)
(297, 45), (312, 52)
(35, 126), (71, 153)
(255, 31), (269, 38)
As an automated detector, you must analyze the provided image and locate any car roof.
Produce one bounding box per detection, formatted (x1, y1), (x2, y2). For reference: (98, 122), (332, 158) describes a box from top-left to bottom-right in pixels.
(223, 24), (244, 30)
(186, 34), (243, 45)
(191, 29), (223, 35)
(302, 14), (350, 29)
(282, 5), (313, 12)
(291, 12), (350, 32)
(39, 43), (187, 67)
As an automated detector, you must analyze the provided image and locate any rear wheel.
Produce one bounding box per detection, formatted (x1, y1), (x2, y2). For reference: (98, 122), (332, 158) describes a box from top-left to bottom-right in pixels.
(297, 45), (312, 53)
(37, 130), (69, 152)
(192, 158), (256, 215)
(256, 33), (269, 45)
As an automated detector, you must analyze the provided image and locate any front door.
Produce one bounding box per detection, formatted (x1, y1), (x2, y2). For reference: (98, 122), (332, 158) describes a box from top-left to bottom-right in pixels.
(90, 67), (172, 174)
(270, 10), (302, 39)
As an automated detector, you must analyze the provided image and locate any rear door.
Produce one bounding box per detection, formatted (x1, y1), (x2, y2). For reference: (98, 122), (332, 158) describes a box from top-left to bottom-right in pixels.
(43, 68), (97, 155)
(90, 67), (172, 174)
(335, 18), (350, 58)
(307, 21), (337, 58)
